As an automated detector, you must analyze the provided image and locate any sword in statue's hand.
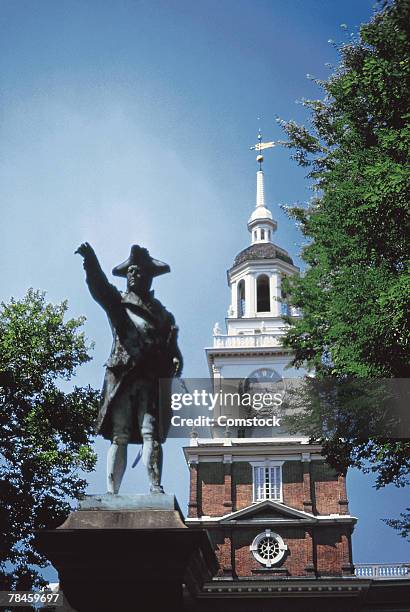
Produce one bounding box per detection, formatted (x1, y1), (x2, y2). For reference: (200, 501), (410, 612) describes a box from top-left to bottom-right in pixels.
(131, 448), (142, 468)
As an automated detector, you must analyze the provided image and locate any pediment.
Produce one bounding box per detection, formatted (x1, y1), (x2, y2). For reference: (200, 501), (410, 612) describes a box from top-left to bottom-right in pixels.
(219, 500), (315, 523)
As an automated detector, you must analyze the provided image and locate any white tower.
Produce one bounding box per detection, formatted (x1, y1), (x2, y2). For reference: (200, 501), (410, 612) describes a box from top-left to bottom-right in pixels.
(208, 133), (300, 410)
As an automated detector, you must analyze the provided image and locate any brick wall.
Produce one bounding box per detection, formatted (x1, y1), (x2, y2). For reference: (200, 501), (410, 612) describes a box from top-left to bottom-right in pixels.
(316, 527), (347, 575)
(283, 462), (304, 510)
(231, 461), (307, 512)
(196, 460), (347, 517)
(207, 525), (353, 577)
(193, 458), (352, 578)
(234, 527), (307, 577)
(200, 462), (225, 516)
(233, 462), (253, 511)
(209, 529), (232, 576)
(312, 462), (341, 515)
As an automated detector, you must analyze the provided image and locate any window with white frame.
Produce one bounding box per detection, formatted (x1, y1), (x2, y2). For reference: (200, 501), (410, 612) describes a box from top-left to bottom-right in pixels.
(252, 463), (283, 502)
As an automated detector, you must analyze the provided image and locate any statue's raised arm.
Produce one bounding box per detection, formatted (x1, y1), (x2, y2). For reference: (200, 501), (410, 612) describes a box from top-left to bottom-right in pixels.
(75, 242), (122, 314)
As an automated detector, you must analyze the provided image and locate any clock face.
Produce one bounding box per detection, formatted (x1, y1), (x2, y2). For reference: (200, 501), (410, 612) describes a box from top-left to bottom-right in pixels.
(244, 368), (281, 392)
(241, 368), (285, 416)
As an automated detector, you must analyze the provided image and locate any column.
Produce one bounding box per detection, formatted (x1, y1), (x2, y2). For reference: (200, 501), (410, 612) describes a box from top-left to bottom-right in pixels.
(223, 454), (233, 510)
(304, 528), (316, 575)
(338, 473), (349, 514)
(220, 528), (233, 577)
(341, 530), (354, 575)
(302, 453), (313, 514)
(230, 280), (237, 318)
(212, 365), (222, 421)
(271, 272), (281, 317)
(245, 274), (255, 317)
(188, 457), (199, 518)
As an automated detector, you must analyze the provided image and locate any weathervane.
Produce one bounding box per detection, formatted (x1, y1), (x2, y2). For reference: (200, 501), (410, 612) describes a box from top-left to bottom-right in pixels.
(250, 125), (276, 170)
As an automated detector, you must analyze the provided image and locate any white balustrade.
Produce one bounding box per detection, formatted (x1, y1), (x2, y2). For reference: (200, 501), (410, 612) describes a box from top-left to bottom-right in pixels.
(213, 333), (281, 349)
(354, 563), (410, 579)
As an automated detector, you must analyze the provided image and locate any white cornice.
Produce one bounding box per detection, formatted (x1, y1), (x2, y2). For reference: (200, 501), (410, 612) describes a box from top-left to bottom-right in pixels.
(228, 257), (299, 279)
(183, 441), (324, 464)
(186, 515), (357, 527)
(206, 347), (291, 360)
(199, 576), (369, 597)
(186, 454), (323, 463)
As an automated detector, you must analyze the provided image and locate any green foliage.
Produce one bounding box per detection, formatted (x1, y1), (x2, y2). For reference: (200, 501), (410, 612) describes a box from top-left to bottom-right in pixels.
(385, 508), (410, 540)
(278, 0), (410, 537)
(0, 289), (99, 589)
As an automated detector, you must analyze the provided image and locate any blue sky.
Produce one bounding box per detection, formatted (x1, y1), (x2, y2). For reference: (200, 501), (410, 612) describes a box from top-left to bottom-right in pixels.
(1, 0), (408, 576)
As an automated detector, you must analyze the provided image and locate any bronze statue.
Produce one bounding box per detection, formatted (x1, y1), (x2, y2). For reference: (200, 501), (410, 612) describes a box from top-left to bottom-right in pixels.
(76, 242), (183, 494)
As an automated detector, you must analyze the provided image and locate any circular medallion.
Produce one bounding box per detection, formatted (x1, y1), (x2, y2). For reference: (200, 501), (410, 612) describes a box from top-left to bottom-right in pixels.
(250, 530), (287, 567)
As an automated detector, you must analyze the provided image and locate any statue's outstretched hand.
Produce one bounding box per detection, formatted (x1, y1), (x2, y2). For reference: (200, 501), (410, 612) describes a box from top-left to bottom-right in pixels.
(75, 242), (95, 260)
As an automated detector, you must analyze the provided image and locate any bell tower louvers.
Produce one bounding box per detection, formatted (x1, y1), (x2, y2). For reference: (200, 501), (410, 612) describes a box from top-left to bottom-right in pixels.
(184, 134), (356, 580)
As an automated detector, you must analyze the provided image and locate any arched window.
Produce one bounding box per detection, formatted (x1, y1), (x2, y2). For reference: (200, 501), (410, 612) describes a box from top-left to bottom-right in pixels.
(237, 280), (245, 317)
(261, 229), (265, 240)
(257, 275), (270, 312)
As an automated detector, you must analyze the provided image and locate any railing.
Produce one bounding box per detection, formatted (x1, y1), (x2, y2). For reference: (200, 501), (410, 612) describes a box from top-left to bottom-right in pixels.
(354, 563), (410, 579)
(213, 333), (281, 349)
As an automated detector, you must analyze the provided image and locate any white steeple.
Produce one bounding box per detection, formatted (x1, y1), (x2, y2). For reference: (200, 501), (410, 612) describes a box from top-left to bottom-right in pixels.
(256, 168), (266, 208)
(203, 127), (301, 442)
(248, 132), (277, 245)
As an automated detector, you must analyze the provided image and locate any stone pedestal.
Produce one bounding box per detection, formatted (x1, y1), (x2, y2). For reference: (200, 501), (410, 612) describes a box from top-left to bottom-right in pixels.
(34, 494), (218, 612)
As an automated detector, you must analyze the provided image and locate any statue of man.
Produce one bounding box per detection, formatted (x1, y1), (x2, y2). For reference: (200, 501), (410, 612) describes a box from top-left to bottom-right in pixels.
(76, 242), (183, 495)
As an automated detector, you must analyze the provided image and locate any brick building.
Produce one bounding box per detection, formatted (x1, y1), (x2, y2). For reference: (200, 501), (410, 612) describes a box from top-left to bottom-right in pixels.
(184, 135), (356, 581)
(185, 440), (355, 578)
(180, 137), (409, 610)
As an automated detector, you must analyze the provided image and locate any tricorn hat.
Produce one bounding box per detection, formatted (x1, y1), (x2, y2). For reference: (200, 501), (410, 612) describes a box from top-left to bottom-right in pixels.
(112, 245), (170, 278)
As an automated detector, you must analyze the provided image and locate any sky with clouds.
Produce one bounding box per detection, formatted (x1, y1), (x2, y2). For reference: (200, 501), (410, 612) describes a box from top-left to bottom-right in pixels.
(1, 0), (408, 577)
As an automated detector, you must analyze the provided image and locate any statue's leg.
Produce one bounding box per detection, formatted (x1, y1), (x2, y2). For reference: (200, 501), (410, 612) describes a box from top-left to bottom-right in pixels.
(142, 431), (163, 493)
(107, 441), (127, 494)
(139, 388), (164, 493)
(107, 397), (132, 494)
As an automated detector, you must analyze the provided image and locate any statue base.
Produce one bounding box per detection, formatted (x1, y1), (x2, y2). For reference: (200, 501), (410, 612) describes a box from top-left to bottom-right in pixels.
(34, 494), (217, 612)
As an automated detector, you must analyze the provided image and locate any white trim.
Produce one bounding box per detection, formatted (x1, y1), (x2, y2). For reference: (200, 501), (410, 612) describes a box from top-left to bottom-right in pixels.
(187, 437), (313, 445)
(193, 454), (323, 463)
(228, 259), (299, 280)
(249, 460), (285, 467)
(185, 514), (358, 526)
(186, 514), (357, 522)
(195, 456), (224, 462)
(220, 499), (313, 522)
(183, 441), (325, 467)
(184, 499), (358, 526)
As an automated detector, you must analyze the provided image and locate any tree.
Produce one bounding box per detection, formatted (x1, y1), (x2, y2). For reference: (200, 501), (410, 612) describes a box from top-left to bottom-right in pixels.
(277, 0), (410, 536)
(0, 289), (99, 589)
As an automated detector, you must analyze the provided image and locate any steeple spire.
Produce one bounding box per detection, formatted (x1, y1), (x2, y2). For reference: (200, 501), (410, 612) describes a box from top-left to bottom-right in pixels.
(248, 130), (278, 245)
(256, 167), (265, 209)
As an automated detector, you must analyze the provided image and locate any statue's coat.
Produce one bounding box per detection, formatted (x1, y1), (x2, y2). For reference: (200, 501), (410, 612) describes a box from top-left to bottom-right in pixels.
(82, 254), (180, 443)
